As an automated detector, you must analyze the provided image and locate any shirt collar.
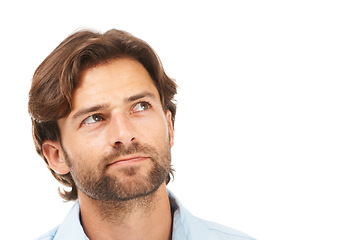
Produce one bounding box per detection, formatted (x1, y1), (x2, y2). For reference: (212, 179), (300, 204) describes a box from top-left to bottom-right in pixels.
(53, 189), (190, 240)
(54, 202), (88, 240)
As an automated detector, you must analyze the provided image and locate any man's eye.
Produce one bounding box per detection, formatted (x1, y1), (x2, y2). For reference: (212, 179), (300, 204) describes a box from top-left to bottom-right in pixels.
(132, 102), (151, 113)
(83, 114), (103, 124)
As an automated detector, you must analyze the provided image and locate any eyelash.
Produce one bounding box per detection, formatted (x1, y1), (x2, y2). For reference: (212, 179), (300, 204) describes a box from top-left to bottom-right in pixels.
(131, 101), (152, 114)
(81, 114), (104, 125)
(81, 101), (152, 126)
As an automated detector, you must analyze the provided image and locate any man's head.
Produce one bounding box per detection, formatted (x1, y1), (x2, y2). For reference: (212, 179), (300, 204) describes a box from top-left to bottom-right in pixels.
(28, 29), (177, 201)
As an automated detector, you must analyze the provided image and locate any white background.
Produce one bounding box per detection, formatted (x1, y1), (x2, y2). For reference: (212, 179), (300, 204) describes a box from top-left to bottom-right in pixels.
(1, 1), (337, 239)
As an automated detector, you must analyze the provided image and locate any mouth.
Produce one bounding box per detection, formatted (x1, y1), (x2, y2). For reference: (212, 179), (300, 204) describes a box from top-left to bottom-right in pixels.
(108, 156), (149, 167)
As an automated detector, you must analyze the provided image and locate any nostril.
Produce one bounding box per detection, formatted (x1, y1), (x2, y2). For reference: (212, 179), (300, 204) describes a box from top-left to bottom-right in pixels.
(111, 133), (136, 147)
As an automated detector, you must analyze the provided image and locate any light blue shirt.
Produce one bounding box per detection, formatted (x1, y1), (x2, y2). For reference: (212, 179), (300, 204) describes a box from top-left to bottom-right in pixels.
(36, 190), (255, 240)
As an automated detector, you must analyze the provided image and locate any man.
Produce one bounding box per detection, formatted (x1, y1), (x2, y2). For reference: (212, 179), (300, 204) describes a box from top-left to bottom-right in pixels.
(29, 28), (254, 240)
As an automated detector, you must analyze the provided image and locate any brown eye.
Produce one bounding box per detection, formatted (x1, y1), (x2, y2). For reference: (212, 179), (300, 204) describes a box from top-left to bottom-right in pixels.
(83, 114), (103, 124)
(132, 102), (151, 113)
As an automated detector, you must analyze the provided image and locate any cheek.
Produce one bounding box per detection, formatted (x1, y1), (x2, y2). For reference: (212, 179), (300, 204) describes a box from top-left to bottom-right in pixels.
(137, 114), (170, 143)
(63, 135), (103, 167)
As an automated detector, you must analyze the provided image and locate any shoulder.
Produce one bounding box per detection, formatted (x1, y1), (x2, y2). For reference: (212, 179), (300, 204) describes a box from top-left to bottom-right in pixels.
(168, 190), (255, 240)
(34, 226), (59, 240)
(201, 218), (255, 240)
(34, 201), (88, 240)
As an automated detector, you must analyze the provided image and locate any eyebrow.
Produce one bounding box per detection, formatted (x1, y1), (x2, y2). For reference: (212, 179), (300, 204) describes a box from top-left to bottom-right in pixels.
(71, 91), (157, 122)
(71, 104), (110, 122)
(125, 91), (157, 103)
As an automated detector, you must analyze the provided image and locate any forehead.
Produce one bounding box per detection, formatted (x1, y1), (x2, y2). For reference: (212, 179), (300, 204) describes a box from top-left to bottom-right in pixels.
(71, 58), (160, 110)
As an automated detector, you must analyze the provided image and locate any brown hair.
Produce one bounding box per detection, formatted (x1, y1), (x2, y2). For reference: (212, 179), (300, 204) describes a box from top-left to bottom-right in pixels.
(28, 29), (177, 201)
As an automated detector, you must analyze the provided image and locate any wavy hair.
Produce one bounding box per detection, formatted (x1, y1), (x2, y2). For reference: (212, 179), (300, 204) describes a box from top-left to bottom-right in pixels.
(28, 29), (177, 201)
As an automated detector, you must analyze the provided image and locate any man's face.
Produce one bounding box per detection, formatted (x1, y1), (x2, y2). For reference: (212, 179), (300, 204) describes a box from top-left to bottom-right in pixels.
(57, 58), (174, 202)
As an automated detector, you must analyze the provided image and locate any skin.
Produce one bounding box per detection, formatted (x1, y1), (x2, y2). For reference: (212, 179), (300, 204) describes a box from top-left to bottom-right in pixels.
(42, 58), (174, 240)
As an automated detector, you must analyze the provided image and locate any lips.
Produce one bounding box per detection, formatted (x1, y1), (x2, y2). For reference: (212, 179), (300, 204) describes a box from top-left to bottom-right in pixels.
(108, 155), (148, 166)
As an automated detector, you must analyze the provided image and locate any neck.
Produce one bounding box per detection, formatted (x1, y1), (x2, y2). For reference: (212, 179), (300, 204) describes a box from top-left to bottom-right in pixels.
(78, 184), (172, 240)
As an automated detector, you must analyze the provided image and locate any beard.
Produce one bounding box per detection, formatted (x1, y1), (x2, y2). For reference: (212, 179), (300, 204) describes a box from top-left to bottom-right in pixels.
(62, 141), (172, 202)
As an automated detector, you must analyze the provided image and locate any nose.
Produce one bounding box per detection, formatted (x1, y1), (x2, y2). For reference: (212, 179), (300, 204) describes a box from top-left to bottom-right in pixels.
(108, 111), (136, 148)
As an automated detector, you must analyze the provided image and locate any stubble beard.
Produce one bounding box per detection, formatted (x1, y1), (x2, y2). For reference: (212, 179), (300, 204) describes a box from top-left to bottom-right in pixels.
(63, 141), (172, 203)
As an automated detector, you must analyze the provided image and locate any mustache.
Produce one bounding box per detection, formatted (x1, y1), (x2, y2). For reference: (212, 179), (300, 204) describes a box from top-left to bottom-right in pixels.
(100, 143), (157, 168)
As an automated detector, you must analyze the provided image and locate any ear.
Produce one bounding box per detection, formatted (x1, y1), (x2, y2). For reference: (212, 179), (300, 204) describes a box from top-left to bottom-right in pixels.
(42, 140), (70, 175)
(166, 110), (174, 148)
